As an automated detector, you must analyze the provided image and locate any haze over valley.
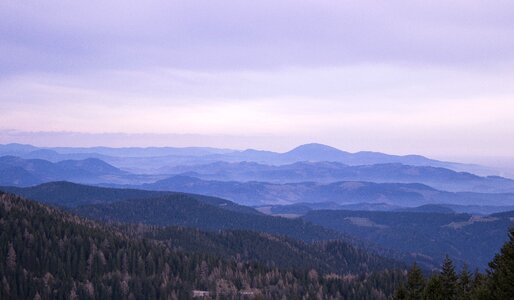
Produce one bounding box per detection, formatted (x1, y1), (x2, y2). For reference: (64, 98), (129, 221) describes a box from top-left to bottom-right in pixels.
(2, 0), (514, 299)
(1, 142), (514, 273)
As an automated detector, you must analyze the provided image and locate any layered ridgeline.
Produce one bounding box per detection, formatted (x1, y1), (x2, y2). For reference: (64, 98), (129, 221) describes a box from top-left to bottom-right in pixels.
(1, 182), (341, 242)
(0, 155), (128, 186)
(137, 175), (514, 208)
(156, 162), (514, 194)
(0, 192), (406, 299)
(3, 181), (513, 271)
(0, 181), (258, 215)
(0, 142), (482, 173)
(0, 182), (406, 273)
(302, 209), (514, 270)
(2, 144), (512, 193)
(72, 196), (340, 242)
(258, 202), (514, 216)
(4, 155), (514, 209)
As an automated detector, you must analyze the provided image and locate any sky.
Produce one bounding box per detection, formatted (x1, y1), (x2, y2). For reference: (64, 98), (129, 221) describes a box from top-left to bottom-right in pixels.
(1, 0), (514, 164)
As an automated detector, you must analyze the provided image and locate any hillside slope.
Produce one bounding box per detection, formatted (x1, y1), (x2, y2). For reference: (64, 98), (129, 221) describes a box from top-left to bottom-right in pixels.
(0, 192), (405, 299)
(139, 175), (514, 207)
(0, 181), (260, 215)
(72, 194), (342, 242)
(134, 226), (402, 275)
(0, 156), (127, 186)
(160, 161), (514, 193)
(302, 209), (514, 270)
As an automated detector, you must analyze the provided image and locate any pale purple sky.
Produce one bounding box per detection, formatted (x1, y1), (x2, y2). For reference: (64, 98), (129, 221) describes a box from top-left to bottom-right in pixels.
(1, 0), (514, 163)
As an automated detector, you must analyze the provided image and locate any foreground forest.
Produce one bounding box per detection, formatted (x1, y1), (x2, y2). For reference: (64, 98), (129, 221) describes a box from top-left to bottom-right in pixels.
(0, 192), (405, 299)
(1, 189), (513, 299)
(394, 229), (514, 300)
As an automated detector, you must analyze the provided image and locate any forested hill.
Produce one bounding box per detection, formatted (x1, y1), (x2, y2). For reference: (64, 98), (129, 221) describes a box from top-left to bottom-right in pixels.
(0, 192), (406, 299)
(303, 209), (514, 270)
(72, 194), (344, 242)
(136, 226), (403, 275)
(0, 181), (260, 215)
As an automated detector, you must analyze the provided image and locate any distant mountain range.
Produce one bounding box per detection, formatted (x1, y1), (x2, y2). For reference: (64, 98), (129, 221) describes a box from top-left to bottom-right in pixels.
(0, 143), (233, 158)
(224, 143), (457, 167)
(0, 142), (496, 175)
(159, 161), (514, 193)
(1, 145), (512, 297)
(133, 175), (514, 208)
(2, 142), (513, 218)
(0, 155), (127, 186)
(3, 153), (513, 193)
(3, 154), (514, 211)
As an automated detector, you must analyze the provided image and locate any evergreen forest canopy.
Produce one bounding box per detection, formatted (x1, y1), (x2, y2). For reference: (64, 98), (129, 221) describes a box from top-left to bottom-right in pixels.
(0, 192), (406, 299)
(3, 181), (512, 271)
(2, 189), (514, 299)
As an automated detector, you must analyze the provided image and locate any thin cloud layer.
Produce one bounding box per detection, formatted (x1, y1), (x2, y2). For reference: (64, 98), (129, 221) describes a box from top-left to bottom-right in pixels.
(2, 0), (514, 73)
(0, 1), (513, 162)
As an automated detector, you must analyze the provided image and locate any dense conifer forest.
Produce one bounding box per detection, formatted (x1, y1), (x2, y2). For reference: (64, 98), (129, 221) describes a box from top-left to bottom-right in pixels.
(136, 225), (402, 274)
(0, 192), (406, 299)
(2, 189), (513, 299)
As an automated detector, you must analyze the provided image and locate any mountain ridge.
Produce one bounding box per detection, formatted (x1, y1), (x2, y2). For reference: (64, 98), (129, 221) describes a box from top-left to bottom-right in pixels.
(0, 155), (129, 186)
(0, 181), (343, 242)
(159, 161), (514, 193)
(133, 174), (514, 208)
(0, 143), (497, 176)
(302, 209), (514, 270)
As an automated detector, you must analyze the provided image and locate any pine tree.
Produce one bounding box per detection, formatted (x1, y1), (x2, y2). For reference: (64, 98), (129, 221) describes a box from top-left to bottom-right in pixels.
(6, 243), (16, 271)
(423, 275), (444, 300)
(487, 228), (514, 299)
(406, 263), (425, 300)
(393, 285), (407, 300)
(440, 256), (458, 300)
(457, 264), (472, 300)
(469, 271), (489, 300)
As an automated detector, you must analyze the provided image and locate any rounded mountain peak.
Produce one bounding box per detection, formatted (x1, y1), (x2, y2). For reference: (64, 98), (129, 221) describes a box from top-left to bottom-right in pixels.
(283, 143), (349, 161)
(286, 143), (346, 154)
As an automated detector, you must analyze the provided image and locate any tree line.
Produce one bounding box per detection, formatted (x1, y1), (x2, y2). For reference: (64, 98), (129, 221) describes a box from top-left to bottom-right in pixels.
(394, 228), (514, 300)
